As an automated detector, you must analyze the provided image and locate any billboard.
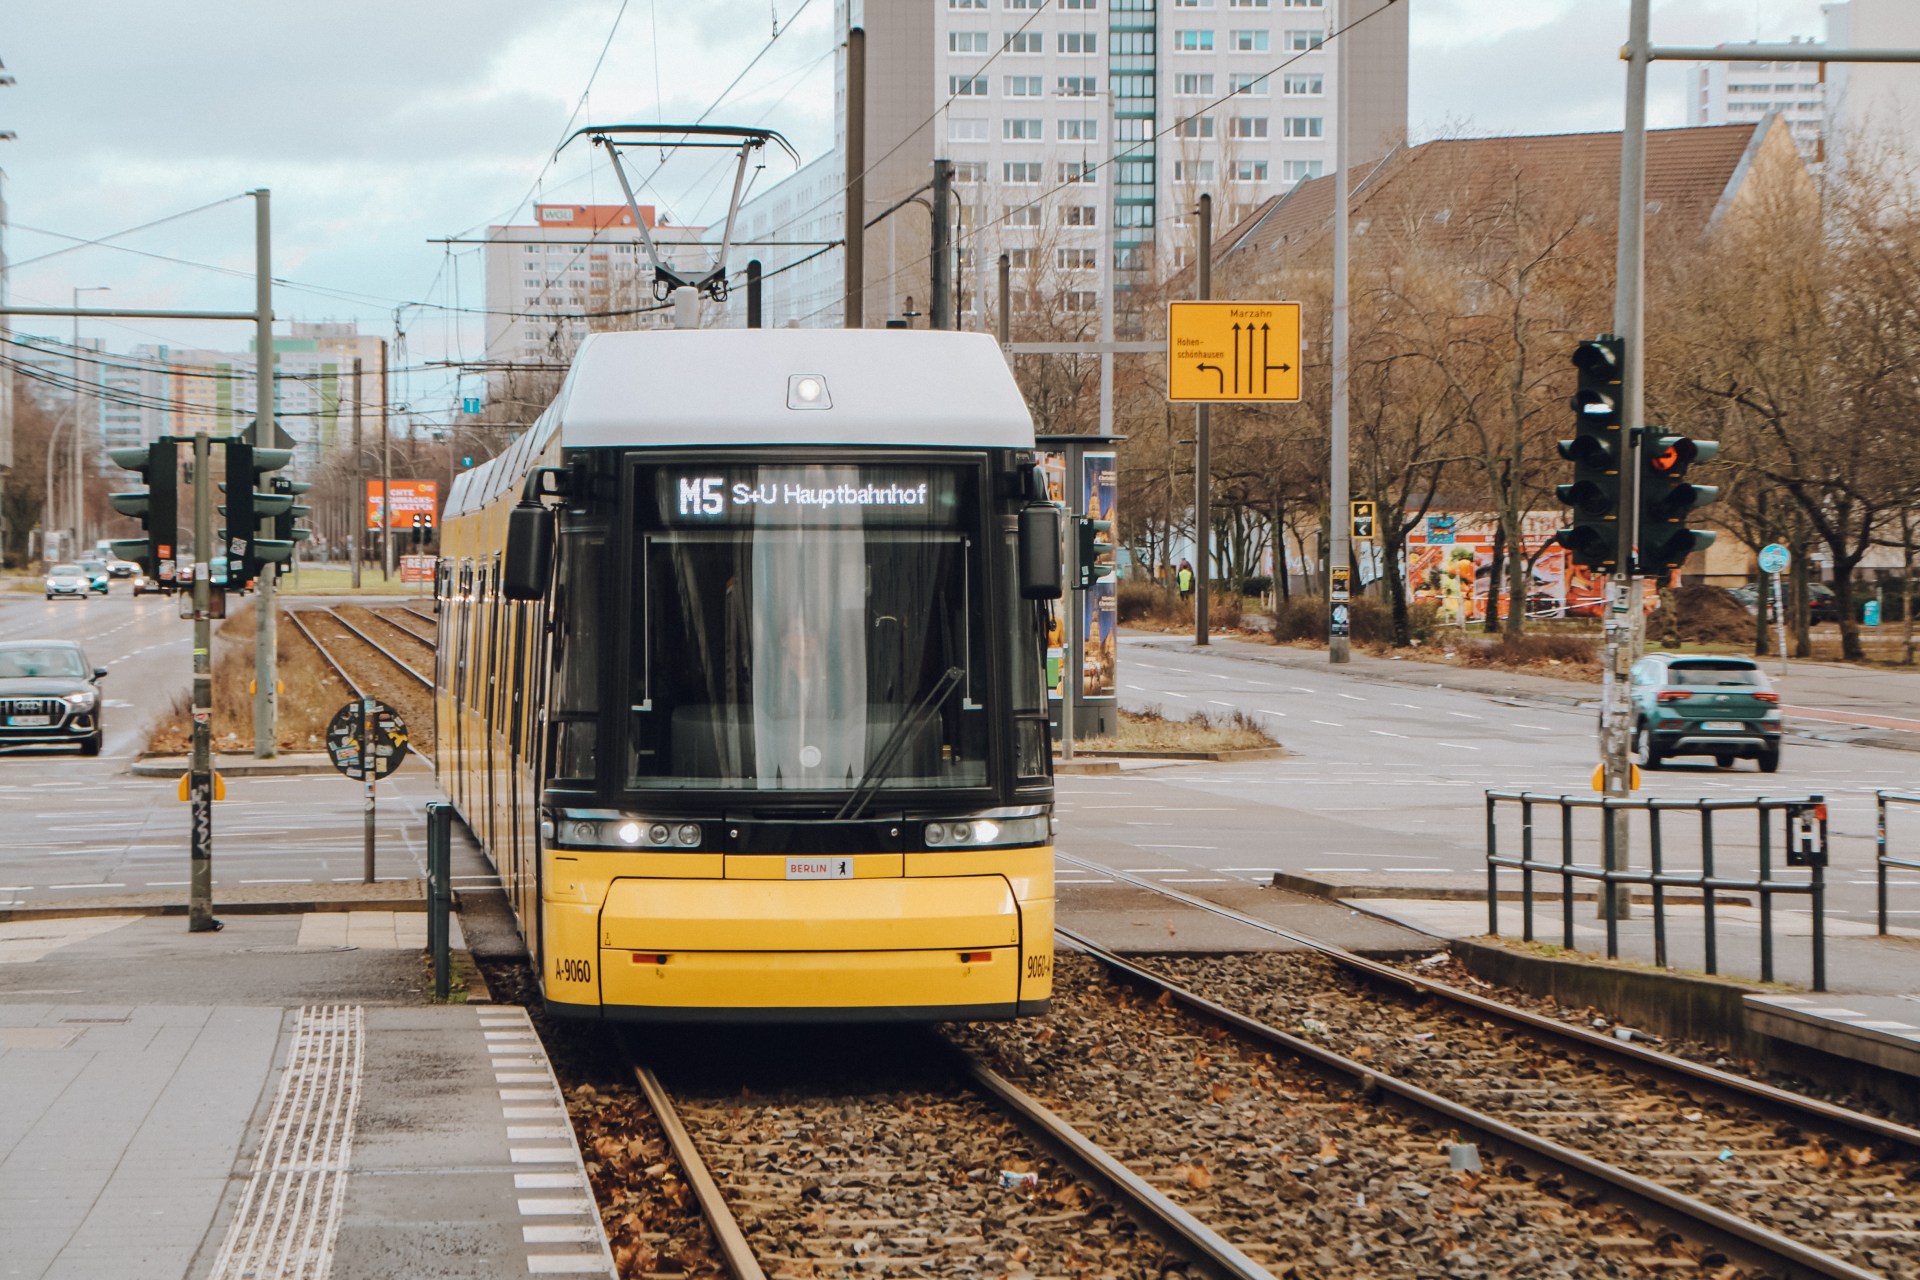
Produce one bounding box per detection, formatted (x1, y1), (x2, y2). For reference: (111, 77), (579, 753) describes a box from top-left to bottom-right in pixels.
(366, 480), (438, 530)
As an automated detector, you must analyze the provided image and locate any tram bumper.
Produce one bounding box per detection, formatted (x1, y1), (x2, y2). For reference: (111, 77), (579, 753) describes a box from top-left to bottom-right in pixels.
(586, 874), (1045, 1022)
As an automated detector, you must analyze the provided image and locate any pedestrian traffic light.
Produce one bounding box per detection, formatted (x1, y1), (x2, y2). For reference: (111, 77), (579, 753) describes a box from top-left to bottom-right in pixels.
(1075, 515), (1113, 590)
(1554, 336), (1625, 572)
(270, 475), (313, 558)
(217, 440), (296, 585)
(107, 440), (179, 586)
(1638, 432), (1719, 575)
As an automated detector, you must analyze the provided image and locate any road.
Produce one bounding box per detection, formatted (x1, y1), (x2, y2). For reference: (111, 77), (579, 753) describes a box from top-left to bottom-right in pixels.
(4, 588), (1913, 934)
(0, 588), (494, 909)
(1057, 631), (1920, 930)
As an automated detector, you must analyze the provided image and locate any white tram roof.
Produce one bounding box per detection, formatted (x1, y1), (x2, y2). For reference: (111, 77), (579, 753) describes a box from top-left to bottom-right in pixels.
(447, 328), (1036, 519)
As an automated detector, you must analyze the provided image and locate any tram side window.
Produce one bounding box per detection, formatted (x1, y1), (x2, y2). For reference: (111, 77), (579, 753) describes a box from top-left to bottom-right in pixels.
(1004, 527), (1051, 780)
(551, 531), (601, 781)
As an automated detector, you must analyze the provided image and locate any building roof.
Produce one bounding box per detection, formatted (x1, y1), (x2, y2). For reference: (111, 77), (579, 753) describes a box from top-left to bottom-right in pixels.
(1217, 121), (1774, 270)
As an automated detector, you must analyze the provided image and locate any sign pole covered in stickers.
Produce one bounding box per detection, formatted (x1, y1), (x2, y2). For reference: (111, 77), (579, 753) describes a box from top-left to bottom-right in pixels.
(325, 698), (410, 883)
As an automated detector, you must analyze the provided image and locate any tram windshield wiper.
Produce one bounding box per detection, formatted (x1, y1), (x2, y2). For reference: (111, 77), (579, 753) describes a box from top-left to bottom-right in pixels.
(834, 666), (965, 822)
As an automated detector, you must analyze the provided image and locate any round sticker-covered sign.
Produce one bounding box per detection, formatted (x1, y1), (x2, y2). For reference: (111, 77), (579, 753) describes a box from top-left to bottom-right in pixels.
(325, 699), (410, 780)
(1758, 543), (1791, 575)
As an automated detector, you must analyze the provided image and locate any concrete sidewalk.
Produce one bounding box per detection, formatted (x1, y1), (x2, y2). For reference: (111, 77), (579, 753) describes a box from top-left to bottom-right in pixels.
(0, 911), (611, 1280)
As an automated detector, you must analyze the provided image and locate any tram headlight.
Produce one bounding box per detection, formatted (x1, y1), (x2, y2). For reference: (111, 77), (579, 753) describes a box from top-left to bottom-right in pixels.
(923, 815), (1046, 848)
(616, 821), (643, 845)
(648, 823), (673, 846)
(675, 823), (702, 847)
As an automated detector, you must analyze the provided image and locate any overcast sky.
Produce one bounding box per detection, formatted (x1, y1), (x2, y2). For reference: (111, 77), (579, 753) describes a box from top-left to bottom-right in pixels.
(1, 0), (1832, 417)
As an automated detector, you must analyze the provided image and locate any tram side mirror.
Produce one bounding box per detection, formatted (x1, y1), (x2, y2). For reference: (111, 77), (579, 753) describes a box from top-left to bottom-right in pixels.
(1018, 504), (1063, 600)
(503, 502), (555, 601)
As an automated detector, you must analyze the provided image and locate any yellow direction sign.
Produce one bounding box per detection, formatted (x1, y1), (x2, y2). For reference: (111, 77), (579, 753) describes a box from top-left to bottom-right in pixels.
(1167, 301), (1302, 403)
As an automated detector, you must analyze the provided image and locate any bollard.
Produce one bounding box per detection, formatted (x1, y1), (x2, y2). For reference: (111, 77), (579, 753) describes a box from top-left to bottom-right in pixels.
(426, 801), (451, 1001)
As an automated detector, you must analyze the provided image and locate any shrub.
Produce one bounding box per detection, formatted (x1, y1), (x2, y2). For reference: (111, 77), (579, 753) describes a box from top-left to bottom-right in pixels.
(1235, 574), (1272, 596)
(1117, 578), (1183, 626)
(1456, 631), (1598, 668)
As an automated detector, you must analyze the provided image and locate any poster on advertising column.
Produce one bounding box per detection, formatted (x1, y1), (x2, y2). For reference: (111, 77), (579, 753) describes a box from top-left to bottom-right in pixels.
(1041, 453), (1068, 701)
(1082, 452), (1116, 701)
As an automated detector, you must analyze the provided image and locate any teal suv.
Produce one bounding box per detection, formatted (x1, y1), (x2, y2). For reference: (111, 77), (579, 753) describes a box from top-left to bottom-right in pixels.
(1629, 654), (1781, 773)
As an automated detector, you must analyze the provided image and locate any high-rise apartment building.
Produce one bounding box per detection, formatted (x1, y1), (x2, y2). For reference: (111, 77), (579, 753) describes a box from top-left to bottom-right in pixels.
(1822, 0), (1920, 177)
(481, 203), (709, 373)
(728, 0), (1407, 330)
(1688, 38), (1827, 161)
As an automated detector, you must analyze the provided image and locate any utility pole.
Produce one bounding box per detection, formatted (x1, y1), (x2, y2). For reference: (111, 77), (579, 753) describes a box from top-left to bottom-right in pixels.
(351, 357), (362, 590)
(71, 285), (109, 553)
(1329, 0), (1353, 665)
(380, 340), (393, 581)
(929, 159), (952, 331)
(843, 22), (865, 329)
(251, 189), (277, 759)
(188, 426), (217, 932)
(1194, 194), (1212, 647)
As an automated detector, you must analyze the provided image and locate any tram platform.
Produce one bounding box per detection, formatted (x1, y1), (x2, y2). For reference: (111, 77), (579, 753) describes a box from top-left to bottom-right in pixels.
(0, 912), (614, 1280)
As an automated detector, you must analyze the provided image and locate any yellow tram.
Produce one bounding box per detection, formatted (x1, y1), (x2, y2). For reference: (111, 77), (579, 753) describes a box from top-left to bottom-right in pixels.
(435, 328), (1060, 1020)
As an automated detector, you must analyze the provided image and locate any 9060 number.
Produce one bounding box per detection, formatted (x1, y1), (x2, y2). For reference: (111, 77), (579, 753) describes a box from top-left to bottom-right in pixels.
(1025, 953), (1051, 981)
(556, 956), (593, 984)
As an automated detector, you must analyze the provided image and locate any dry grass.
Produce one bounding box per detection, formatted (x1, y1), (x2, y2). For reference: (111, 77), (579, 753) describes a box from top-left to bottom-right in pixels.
(278, 567), (428, 597)
(1078, 705), (1278, 754)
(145, 603), (354, 755)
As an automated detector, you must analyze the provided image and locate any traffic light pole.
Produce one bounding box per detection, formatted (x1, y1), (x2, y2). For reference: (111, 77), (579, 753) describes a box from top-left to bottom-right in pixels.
(189, 428), (218, 932)
(252, 188), (278, 759)
(1600, 2), (1652, 918)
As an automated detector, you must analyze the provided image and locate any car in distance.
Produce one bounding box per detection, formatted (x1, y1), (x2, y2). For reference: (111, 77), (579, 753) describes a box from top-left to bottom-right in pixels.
(104, 557), (138, 578)
(130, 571), (163, 596)
(44, 564), (93, 600)
(76, 559), (112, 593)
(1630, 653), (1781, 772)
(0, 641), (108, 755)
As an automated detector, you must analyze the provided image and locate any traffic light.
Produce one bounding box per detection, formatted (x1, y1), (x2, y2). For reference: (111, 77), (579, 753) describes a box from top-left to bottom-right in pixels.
(107, 441), (179, 586)
(1074, 515), (1113, 590)
(1638, 432), (1719, 575)
(1554, 336), (1625, 572)
(270, 475), (313, 559)
(217, 440), (296, 585)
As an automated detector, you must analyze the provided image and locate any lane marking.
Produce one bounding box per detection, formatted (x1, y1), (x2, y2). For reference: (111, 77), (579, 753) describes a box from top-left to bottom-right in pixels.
(1311, 719), (1342, 727)
(1435, 742), (1481, 751)
(1370, 730), (1408, 739)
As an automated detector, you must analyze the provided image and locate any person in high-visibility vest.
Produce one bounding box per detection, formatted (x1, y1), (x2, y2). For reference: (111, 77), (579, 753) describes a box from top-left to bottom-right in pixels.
(1176, 560), (1194, 602)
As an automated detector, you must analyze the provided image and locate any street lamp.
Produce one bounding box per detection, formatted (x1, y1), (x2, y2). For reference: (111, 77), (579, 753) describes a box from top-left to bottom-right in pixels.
(70, 285), (110, 553)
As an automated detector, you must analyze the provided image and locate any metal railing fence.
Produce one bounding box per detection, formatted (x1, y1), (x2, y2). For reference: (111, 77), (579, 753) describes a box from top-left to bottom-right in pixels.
(1874, 790), (1920, 936)
(1485, 791), (1829, 990)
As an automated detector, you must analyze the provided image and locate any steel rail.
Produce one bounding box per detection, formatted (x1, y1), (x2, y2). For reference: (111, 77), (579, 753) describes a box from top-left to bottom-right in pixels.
(622, 1049), (769, 1280)
(1057, 852), (1920, 1155)
(400, 605), (439, 630)
(1058, 924), (1880, 1280)
(307, 608), (432, 689)
(284, 608), (434, 769)
(358, 608), (436, 651)
(624, 1026), (1275, 1280)
(958, 1052), (1279, 1280)
(284, 608), (363, 700)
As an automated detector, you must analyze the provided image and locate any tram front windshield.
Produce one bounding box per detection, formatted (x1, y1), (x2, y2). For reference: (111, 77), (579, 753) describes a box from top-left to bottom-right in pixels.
(628, 462), (989, 794)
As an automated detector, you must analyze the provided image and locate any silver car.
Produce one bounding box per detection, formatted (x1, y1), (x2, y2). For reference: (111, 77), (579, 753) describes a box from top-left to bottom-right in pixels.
(44, 564), (93, 600)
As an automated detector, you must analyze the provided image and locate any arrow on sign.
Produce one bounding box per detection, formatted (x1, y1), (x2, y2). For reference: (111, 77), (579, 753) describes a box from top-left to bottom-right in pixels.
(1231, 324), (1241, 394)
(1196, 363), (1225, 394)
(1262, 325), (1291, 391)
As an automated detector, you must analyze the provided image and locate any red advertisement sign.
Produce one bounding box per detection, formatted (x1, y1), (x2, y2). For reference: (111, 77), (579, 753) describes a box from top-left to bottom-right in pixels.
(366, 480), (438, 530)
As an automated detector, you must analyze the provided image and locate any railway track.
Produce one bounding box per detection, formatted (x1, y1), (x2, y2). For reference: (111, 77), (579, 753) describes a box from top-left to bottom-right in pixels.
(355, 605), (437, 650)
(1038, 853), (1920, 1279)
(285, 607), (435, 762)
(620, 1027), (1275, 1279)
(399, 604), (439, 631)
